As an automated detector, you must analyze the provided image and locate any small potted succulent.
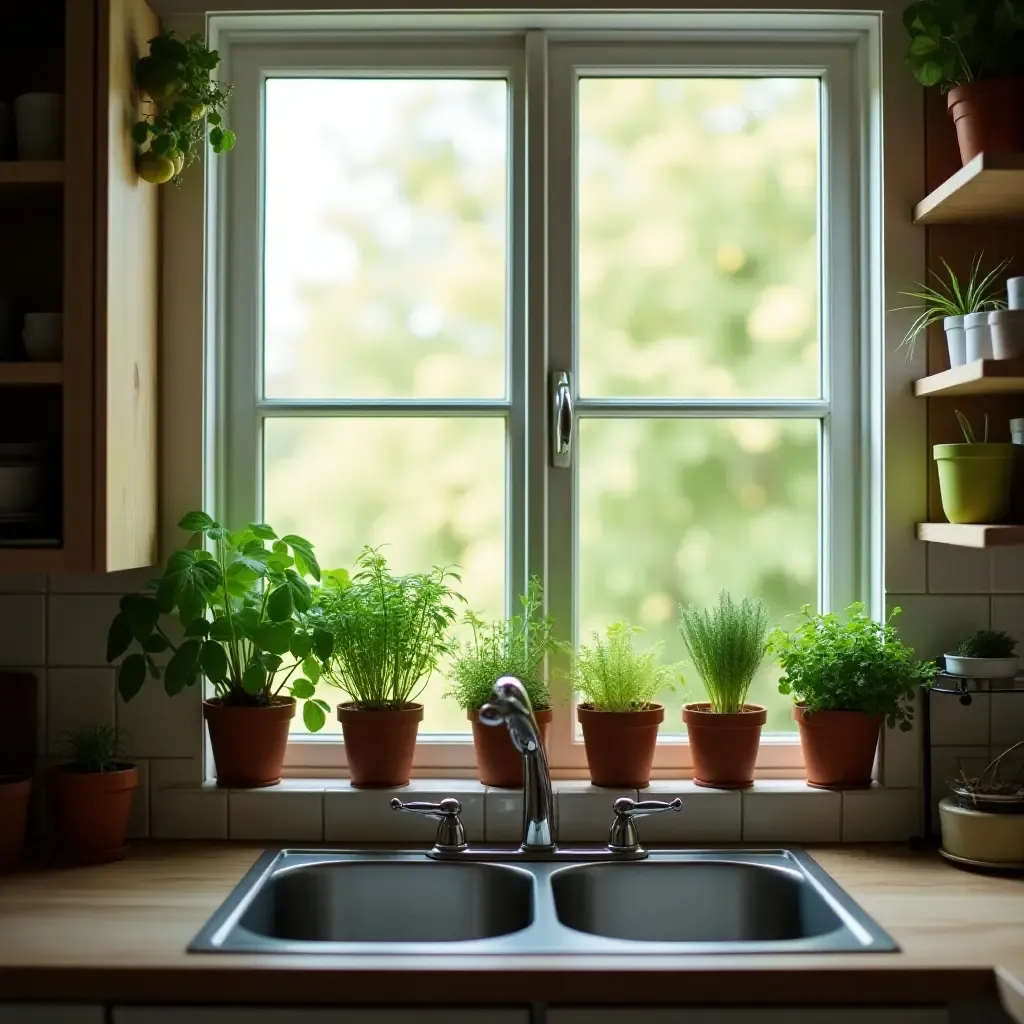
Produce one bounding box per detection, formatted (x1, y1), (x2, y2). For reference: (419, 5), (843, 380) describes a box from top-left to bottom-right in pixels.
(108, 512), (335, 789)
(318, 548), (463, 788)
(678, 591), (771, 790)
(935, 411), (1016, 524)
(568, 622), (680, 788)
(904, 0), (1024, 165)
(945, 629), (1019, 679)
(0, 773), (30, 871)
(768, 604), (936, 789)
(445, 578), (557, 787)
(46, 725), (138, 864)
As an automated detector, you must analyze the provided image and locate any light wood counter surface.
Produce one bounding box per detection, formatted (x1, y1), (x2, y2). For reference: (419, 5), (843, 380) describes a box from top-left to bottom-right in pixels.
(0, 843), (1022, 1012)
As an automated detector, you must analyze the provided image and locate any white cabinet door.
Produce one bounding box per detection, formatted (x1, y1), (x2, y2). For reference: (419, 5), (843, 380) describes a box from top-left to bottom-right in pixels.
(114, 1010), (529, 1024)
(0, 1009), (105, 1024)
(547, 1011), (949, 1024)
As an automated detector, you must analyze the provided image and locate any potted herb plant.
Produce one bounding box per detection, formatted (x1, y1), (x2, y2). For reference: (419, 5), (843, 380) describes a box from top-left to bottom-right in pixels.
(133, 30), (235, 185)
(318, 548), (463, 788)
(678, 591), (771, 789)
(768, 604), (936, 789)
(445, 578), (557, 787)
(904, 0), (1024, 165)
(568, 622), (679, 788)
(897, 255), (1009, 367)
(935, 411), (1016, 523)
(46, 725), (138, 864)
(107, 512), (334, 789)
(945, 629), (1019, 678)
(0, 774), (30, 871)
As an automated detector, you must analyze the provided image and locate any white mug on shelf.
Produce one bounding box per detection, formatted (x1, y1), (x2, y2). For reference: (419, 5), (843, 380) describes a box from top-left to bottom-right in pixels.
(1009, 277), (1024, 311)
(22, 312), (62, 361)
(963, 311), (992, 362)
(14, 93), (63, 160)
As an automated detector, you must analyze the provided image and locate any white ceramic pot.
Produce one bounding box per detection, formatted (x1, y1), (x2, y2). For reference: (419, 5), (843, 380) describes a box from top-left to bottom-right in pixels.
(944, 315), (967, 368)
(943, 653), (1019, 679)
(22, 313), (62, 361)
(1009, 276), (1024, 311)
(964, 311), (993, 361)
(989, 309), (1024, 359)
(14, 93), (63, 161)
(1012, 417), (1024, 446)
(940, 797), (1024, 865)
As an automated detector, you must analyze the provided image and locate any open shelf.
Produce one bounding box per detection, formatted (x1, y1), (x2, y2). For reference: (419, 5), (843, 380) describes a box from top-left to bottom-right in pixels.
(0, 363), (62, 385)
(914, 358), (1024, 397)
(0, 161), (64, 186)
(914, 153), (1024, 225)
(917, 522), (1024, 547)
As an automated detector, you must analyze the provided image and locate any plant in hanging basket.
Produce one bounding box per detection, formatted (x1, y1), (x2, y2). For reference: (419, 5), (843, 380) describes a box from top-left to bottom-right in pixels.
(106, 511), (334, 787)
(317, 547), (464, 787)
(132, 30), (235, 185)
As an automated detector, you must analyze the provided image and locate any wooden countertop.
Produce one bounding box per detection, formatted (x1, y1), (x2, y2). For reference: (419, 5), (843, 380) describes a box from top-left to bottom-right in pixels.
(0, 843), (1022, 1012)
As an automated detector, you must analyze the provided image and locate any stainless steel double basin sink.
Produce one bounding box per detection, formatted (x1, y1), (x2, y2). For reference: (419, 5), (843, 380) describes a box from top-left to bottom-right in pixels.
(190, 849), (897, 955)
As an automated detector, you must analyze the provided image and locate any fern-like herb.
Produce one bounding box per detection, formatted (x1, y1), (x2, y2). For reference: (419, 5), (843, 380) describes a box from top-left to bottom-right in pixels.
(570, 622), (679, 712)
(956, 629), (1017, 659)
(61, 724), (128, 774)
(678, 591), (770, 714)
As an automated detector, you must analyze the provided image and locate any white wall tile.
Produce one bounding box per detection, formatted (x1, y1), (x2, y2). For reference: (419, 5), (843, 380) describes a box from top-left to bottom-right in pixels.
(485, 788), (523, 843)
(927, 545), (992, 594)
(888, 594), (990, 660)
(126, 758), (150, 839)
(637, 780), (742, 842)
(150, 757), (224, 838)
(118, 678), (201, 758)
(882, 704), (923, 788)
(991, 689), (1024, 747)
(930, 686), (991, 746)
(0, 595), (45, 666)
(841, 787), (922, 841)
(991, 549), (1024, 593)
(742, 780), (841, 841)
(47, 594), (123, 667)
(992, 596), (1024, 638)
(46, 668), (116, 755)
(48, 569), (154, 594)
(230, 783), (324, 841)
(556, 781), (635, 842)
(324, 779), (485, 843)
(0, 574), (47, 593)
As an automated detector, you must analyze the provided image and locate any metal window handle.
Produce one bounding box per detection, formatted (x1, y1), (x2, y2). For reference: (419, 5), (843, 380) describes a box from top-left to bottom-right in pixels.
(391, 798), (467, 853)
(551, 371), (573, 468)
(607, 797), (682, 853)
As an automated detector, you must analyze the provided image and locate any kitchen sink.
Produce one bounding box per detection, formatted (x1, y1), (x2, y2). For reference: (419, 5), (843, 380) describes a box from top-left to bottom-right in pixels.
(190, 849), (896, 955)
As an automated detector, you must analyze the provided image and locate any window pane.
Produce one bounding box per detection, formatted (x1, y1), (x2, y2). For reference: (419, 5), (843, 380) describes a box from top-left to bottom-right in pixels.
(578, 78), (819, 399)
(264, 417), (506, 735)
(263, 79), (508, 400)
(577, 417), (818, 734)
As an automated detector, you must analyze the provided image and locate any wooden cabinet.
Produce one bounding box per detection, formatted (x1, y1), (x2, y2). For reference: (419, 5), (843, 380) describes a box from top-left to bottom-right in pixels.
(0, 1008), (104, 1024)
(113, 1011), (530, 1024)
(0, 0), (158, 573)
(547, 1012), (950, 1024)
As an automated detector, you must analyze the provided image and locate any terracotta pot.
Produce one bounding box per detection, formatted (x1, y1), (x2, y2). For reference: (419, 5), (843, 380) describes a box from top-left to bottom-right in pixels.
(682, 703), (766, 790)
(793, 705), (882, 790)
(338, 703), (423, 788)
(469, 707), (552, 787)
(0, 776), (31, 871)
(947, 79), (1024, 165)
(577, 704), (664, 788)
(204, 697), (295, 788)
(46, 764), (138, 864)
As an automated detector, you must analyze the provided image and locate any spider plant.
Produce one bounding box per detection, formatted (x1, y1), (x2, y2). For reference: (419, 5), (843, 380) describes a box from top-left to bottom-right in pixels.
(955, 409), (989, 444)
(896, 254), (1009, 360)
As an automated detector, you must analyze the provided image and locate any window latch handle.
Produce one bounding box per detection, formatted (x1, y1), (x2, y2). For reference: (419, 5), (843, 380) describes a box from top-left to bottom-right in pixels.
(551, 371), (573, 469)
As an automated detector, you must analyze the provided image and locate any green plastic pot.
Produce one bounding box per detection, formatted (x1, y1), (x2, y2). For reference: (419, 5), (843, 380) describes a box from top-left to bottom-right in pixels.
(934, 443), (1016, 524)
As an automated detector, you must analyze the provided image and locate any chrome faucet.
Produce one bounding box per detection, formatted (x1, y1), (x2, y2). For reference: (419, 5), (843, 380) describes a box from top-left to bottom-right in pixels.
(392, 674), (683, 861)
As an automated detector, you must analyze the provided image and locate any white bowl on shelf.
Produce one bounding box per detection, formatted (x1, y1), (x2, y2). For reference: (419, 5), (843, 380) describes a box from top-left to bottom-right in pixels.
(943, 653), (1019, 679)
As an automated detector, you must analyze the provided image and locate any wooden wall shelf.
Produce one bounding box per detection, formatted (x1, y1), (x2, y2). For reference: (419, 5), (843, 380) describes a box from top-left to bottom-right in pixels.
(0, 363), (62, 385)
(914, 358), (1024, 397)
(917, 523), (1024, 547)
(0, 162), (64, 186)
(914, 153), (1024, 225)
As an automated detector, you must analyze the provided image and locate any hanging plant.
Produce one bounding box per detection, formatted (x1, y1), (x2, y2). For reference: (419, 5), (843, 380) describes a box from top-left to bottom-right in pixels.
(132, 31), (235, 185)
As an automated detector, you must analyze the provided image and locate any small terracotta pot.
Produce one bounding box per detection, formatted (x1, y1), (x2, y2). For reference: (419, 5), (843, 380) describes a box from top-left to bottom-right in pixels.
(793, 705), (882, 790)
(338, 703), (423, 788)
(683, 703), (766, 790)
(46, 764), (138, 864)
(0, 776), (31, 871)
(204, 697), (295, 788)
(469, 707), (552, 787)
(578, 704), (664, 788)
(947, 78), (1024, 165)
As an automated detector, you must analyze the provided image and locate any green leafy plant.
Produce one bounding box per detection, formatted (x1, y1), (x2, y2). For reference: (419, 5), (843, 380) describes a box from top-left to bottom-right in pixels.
(318, 547), (464, 710)
(956, 628), (1017, 658)
(445, 577), (557, 712)
(61, 724), (127, 774)
(955, 409), (991, 443)
(904, 0), (1024, 90)
(897, 254), (1009, 359)
(678, 591), (770, 714)
(767, 603), (936, 730)
(132, 30), (235, 185)
(568, 622), (680, 712)
(106, 512), (335, 732)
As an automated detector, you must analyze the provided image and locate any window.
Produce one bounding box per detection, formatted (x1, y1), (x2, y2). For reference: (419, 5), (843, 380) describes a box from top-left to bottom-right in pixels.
(217, 26), (870, 776)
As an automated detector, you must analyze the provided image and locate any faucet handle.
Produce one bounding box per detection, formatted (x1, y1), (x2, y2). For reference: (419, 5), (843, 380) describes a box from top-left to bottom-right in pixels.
(608, 797), (682, 853)
(391, 798), (468, 853)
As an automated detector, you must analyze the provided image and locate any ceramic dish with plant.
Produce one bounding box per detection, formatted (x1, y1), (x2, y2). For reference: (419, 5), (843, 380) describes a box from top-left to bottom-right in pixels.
(945, 629), (1019, 679)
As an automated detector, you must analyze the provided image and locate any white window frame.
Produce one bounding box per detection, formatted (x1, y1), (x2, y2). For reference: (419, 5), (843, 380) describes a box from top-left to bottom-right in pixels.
(212, 16), (878, 779)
